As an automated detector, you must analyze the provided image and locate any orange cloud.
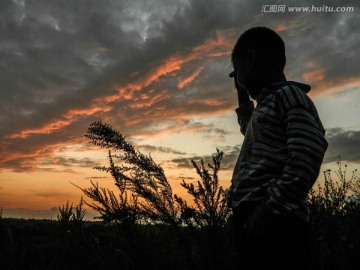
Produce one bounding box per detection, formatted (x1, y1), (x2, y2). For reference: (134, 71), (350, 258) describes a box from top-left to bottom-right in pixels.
(207, 51), (231, 57)
(0, 141), (67, 172)
(303, 68), (326, 84)
(105, 30), (233, 103)
(97, 47), (109, 52)
(7, 104), (112, 139)
(192, 30), (231, 53)
(178, 67), (204, 89)
(130, 119), (207, 140)
(301, 61), (360, 97)
(275, 24), (289, 32)
(188, 98), (227, 106)
(274, 21), (302, 33)
(122, 98), (233, 140)
(104, 55), (184, 103)
(128, 90), (170, 109)
(309, 76), (360, 97)
(7, 119), (73, 139)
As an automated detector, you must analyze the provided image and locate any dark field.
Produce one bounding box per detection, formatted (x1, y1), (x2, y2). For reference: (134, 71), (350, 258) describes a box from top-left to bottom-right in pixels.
(1, 212), (359, 270)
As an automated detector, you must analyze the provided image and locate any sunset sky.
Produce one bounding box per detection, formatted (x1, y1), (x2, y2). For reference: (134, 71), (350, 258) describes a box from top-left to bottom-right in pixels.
(1, 0), (360, 219)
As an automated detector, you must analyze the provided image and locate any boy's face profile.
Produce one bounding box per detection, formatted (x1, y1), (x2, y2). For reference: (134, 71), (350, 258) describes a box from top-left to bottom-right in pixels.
(233, 54), (257, 99)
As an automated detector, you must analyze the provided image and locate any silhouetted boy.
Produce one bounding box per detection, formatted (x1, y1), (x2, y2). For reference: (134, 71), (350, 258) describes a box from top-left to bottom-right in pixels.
(227, 27), (328, 270)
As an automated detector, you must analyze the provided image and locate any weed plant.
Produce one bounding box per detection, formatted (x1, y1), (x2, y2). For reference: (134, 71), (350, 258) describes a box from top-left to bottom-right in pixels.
(308, 157), (360, 270)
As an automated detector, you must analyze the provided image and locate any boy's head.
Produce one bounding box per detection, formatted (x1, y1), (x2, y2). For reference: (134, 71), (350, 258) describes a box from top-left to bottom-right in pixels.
(232, 26), (286, 70)
(231, 27), (286, 97)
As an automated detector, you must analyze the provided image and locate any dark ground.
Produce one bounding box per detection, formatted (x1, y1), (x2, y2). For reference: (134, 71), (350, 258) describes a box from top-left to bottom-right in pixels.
(1, 214), (359, 270)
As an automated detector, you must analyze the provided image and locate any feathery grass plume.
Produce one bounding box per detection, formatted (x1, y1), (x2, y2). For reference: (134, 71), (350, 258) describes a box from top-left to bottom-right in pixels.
(84, 121), (180, 226)
(178, 149), (230, 228)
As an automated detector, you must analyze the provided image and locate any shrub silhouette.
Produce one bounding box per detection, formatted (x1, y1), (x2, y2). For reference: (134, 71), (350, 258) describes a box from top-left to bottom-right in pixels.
(308, 156), (360, 270)
(308, 156), (360, 219)
(77, 178), (138, 225)
(57, 201), (73, 224)
(57, 198), (86, 227)
(175, 149), (230, 228)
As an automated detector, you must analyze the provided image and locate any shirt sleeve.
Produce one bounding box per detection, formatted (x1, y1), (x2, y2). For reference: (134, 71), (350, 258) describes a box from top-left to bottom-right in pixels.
(260, 86), (328, 218)
(235, 101), (255, 135)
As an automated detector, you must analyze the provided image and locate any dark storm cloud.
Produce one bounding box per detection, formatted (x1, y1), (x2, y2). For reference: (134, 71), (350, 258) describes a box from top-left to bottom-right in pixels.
(214, 1), (360, 95)
(84, 176), (108, 180)
(2, 206), (79, 219)
(32, 190), (73, 199)
(263, 3), (360, 93)
(259, 5), (360, 94)
(39, 156), (101, 168)
(1, 0), (359, 172)
(0, 0), (257, 135)
(0, 0), (162, 137)
(0, 115), (99, 171)
(0, 0), (246, 170)
(172, 145), (241, 171)
(324, 128), (360, 163)
(138, 145), (187, 155)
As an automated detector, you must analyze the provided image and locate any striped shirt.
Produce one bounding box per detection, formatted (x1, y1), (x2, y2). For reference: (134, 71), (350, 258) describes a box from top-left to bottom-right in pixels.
(229, 81), (328, 222)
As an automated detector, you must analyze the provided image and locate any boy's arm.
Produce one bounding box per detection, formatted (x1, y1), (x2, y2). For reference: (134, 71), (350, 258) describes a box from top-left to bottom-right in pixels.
(257, 86), (328, 220)
(235, 101), (254, 135)
(230, 71), (253, 135)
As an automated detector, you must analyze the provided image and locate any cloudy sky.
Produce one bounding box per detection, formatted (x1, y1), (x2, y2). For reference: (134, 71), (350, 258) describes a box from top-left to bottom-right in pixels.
(1, 0), (359, 219)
